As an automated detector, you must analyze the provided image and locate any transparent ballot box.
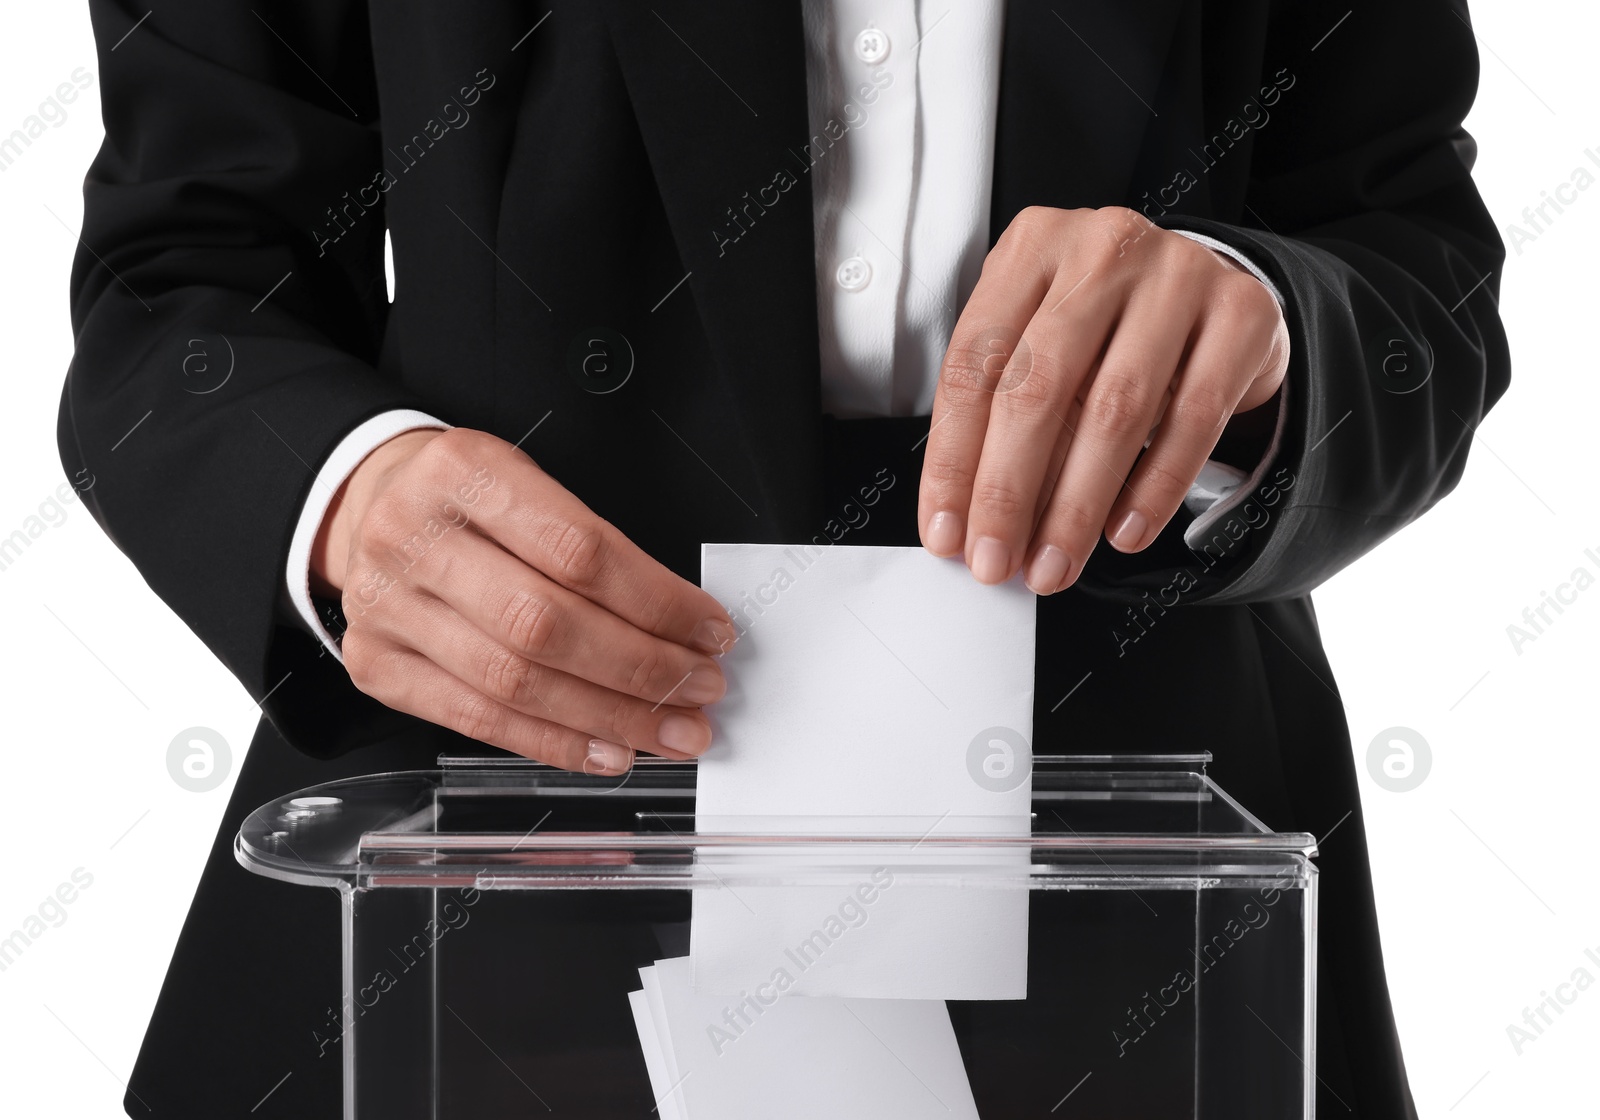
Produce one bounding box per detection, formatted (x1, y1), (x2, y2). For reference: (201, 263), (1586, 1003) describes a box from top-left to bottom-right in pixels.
(235, 754), (1318, 1119)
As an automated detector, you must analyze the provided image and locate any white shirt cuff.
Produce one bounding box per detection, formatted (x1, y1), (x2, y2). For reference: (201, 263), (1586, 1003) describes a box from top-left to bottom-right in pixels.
(285, 409), (453, 661)
(1171, 229), (1287, 312)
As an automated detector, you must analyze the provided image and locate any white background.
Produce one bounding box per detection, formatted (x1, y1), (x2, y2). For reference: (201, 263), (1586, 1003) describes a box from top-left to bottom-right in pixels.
(0, 3), (1594, 1116)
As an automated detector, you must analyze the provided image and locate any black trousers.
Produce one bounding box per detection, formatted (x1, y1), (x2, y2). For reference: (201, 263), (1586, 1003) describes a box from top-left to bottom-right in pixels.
(124, 417), (1413, 1117)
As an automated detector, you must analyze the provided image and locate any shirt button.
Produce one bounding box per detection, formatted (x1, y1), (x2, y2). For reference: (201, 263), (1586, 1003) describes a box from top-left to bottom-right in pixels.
(835, 256), (872, 291)
(854, 28), (889, 64)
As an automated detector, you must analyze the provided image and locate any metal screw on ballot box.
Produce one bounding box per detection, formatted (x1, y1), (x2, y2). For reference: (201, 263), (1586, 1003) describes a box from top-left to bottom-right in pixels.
(282, 795), (344, 821)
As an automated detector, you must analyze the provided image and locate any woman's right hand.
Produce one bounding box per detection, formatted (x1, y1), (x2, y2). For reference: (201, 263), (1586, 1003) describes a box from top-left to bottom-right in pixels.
(310, 426), (737, 775)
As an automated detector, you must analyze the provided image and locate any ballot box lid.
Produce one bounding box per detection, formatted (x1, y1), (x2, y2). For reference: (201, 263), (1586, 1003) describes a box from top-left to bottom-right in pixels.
(235, 754), (1316, 890)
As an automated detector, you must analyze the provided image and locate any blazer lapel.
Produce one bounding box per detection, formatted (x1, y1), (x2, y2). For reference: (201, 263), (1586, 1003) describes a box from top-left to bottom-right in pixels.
(603, 1), (823, 534)
(992, 0), (1186, 238)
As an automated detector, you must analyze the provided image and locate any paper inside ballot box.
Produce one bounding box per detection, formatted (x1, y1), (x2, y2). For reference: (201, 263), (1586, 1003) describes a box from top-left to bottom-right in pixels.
(693, 544), (1036, 1001)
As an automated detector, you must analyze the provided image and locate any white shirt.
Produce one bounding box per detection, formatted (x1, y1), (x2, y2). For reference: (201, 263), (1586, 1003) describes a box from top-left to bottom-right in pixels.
(803, 0), (1006, 416)
(286, 0), (1285, 657)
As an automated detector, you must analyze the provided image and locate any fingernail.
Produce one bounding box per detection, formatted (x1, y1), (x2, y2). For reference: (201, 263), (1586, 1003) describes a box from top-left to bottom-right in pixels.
(1111, 510), (1148, 551)
(971, 536), (1011, 584)
(584, 739), (633, 775)
(657, 712), (712, 755)
(691, 617), (738, 655)
(1025, 545), (1071, 595)
(925, 510), (963, 556)
(678, 666), (727, 705)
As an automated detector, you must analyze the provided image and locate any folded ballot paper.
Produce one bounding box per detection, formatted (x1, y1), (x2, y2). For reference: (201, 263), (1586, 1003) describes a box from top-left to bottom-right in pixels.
(628, 545), (1035, 1118)
(630, 956), (981, 1120)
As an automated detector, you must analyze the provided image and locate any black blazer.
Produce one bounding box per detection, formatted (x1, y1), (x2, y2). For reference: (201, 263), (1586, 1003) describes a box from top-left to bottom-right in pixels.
(61, 2), (1507, 1117)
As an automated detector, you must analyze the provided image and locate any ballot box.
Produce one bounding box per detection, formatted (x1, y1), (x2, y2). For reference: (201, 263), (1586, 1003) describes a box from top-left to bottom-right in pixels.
(236, 753), (1317, 1119)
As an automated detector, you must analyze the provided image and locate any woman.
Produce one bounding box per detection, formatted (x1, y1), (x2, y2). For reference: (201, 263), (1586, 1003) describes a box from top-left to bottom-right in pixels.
(61, 2), (1506, 1115)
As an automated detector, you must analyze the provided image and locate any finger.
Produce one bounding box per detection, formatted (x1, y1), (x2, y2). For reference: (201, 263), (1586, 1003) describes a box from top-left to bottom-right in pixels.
(1030, 395), (1084, 527)
(341, 632), (634, 775)
(396, 527), (728, 707)
(1237, 309), (1291, 413)
(392, 588), (713, 759)
(1104, 299), (1282, 553)
(919, 211), (1061, 557)
(962, 264), (1122, 583)
(425, 430), (738, 654)
(1023, 290), (1198, 594)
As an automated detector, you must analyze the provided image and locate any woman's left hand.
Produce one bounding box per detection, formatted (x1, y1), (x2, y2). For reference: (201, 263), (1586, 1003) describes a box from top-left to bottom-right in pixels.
(918, 205), (1290, 594)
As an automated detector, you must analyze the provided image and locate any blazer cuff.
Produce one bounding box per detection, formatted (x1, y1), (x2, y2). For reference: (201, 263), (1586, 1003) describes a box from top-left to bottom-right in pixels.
(285, 409), (454, 659)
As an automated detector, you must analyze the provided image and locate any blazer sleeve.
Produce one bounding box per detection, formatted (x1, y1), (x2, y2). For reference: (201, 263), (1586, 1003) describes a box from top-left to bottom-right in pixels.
(58, 1), (445, 758)
(1075, 0), (1512, 606)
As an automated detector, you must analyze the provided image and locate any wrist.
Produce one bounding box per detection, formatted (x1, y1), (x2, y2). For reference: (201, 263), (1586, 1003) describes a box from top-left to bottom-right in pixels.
(310, 427), (446, 598)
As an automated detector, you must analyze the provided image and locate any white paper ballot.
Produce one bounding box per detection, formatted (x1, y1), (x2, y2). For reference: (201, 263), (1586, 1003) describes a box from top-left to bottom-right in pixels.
(628, 989), (686, 1120)
(692, 544), (1035, 1000)
(631, 957), (980, 1120)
